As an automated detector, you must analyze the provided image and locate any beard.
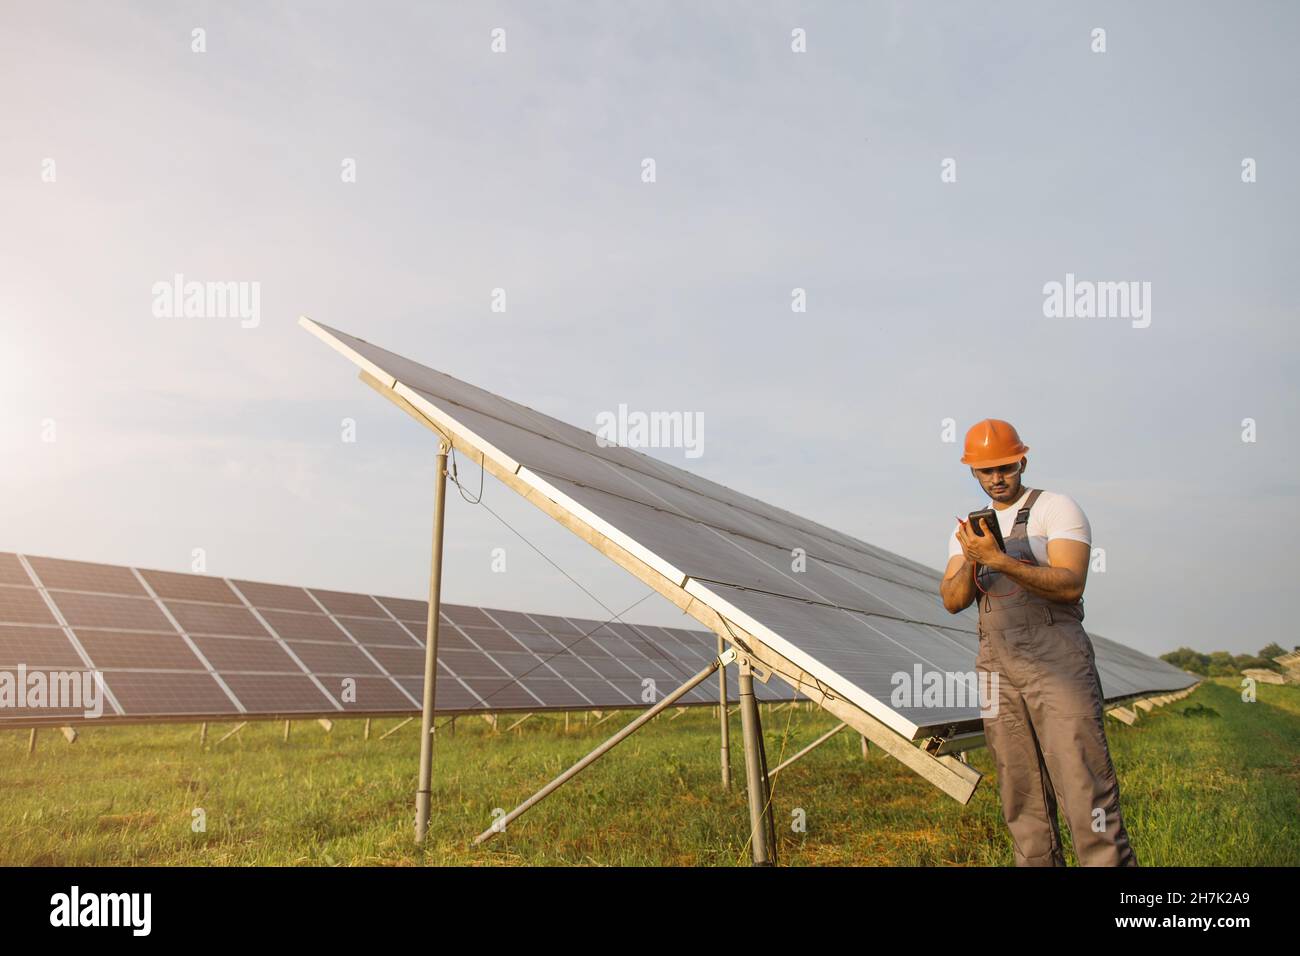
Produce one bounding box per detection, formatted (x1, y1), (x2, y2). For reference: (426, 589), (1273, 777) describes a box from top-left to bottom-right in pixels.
(985, 475), (1022, 503)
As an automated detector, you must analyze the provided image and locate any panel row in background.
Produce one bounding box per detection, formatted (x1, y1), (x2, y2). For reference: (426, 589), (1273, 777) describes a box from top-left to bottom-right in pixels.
(0, 552), (797, 726)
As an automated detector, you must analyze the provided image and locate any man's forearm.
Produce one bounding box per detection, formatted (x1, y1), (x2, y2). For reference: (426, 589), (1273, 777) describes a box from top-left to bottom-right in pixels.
(982, 553), (1084, 604)
(941, 559), (977, 612)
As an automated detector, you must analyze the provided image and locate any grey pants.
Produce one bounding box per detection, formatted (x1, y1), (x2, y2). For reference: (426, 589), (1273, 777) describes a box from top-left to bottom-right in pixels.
(976, 620), (1138, 866)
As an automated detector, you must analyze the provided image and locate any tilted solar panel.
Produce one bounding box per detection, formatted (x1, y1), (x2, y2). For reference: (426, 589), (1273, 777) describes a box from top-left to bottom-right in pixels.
(299, 318), (1197, 748)
(0, 552), (792, 728)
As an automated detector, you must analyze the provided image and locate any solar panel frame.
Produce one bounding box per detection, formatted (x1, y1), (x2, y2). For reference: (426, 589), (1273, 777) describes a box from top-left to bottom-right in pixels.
(299, 317), (1197, 746)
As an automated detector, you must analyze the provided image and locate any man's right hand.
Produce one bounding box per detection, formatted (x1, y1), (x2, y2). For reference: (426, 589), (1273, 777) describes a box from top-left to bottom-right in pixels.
(940, 519), (978, 613)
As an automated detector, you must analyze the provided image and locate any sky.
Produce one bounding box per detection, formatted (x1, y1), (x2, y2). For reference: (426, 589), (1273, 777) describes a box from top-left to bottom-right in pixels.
(1, 1), (1296, 659)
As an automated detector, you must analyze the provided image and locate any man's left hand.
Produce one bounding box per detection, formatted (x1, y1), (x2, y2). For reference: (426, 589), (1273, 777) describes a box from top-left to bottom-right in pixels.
(956, 516), (1007, 569)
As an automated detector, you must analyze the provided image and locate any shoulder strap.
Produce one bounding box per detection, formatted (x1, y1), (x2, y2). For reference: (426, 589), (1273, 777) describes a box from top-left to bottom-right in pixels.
(1013, 489), (1042, 526)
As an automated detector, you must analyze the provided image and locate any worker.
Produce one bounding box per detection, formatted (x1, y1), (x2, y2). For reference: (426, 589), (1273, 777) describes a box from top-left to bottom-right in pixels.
(939, 419), (1137, 866)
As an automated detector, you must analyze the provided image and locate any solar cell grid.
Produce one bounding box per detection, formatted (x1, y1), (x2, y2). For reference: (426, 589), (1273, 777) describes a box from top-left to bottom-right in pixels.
(105, 672), (233, 715)
(507, 630), (566, 653)
(73, 630), (206, 671)
(367, 645), (427, 675)
(49, 592), (171, 632)
(190, 635), (300, 673)
(140, 569), (241, 605)
(258, 609), (349, 643)
(456, 625), (526, 653)
(0, 587), (59, 625)
(567, 678), (631, 704)
(489, 651), (543, 677)
(0, 553), (31, 586)
(0, 551), (783, 726)
(581, 656), (636, 679)
(518, 677), (589, 707)
(461, 679), (538, 709)
(375, 595), (428, 621)
(164, 601), (268, 638)
(0, 626), (85, 668)
(480, 608), (537, 631)
(308, 588), (384, 617)
(334, 616), (414, 645)
(335, 677), (416, 711)
(427, 627), (474, 651)
(287, 640), (384, 676)
(231, 580), (320, 613)
(26, 556), (145, 595)
(397, 676), (479, 710)
(443, 604), (496, 627)
(542, 653), (604, 680)
(438, 648), (509, 679)
(219, 674), (335, 713)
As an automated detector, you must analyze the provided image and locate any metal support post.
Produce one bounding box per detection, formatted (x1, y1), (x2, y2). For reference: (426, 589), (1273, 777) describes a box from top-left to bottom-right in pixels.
(738, 658), (776, 866)
(414, 442), (450, 844)
(717, 632), (731, 789)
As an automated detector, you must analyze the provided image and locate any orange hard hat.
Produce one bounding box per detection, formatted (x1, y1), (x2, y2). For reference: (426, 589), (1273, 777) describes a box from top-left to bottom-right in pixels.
(961, 419), (1029, 468)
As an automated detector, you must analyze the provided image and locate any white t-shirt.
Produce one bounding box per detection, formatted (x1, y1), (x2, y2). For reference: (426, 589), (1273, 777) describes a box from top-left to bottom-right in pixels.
(947, 488), (1091, 567)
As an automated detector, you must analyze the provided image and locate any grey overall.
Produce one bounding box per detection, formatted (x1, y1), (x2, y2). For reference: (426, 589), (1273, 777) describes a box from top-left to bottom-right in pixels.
(974, 489), (1137, 866)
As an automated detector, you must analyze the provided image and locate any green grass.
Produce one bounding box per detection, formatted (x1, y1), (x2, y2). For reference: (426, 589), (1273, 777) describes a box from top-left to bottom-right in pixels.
(2, 679), (1297, 866)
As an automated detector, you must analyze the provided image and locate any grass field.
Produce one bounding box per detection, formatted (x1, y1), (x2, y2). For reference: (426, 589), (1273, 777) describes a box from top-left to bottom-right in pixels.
(2, 678), (1297, 866)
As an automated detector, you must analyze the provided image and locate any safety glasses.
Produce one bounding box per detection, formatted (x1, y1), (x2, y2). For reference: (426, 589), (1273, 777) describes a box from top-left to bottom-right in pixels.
(973, 461), (1023, 479)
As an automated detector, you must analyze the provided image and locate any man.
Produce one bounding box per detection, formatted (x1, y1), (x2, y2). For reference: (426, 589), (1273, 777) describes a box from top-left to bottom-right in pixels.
(939, 419), (1137, 867)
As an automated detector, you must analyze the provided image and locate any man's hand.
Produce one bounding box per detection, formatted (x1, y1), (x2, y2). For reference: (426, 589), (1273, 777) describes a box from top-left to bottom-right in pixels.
(955, 516), (1008, 570)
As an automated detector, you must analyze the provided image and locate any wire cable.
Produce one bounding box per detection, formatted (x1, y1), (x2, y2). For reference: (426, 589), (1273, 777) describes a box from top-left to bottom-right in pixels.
(423, 458), (699, 722)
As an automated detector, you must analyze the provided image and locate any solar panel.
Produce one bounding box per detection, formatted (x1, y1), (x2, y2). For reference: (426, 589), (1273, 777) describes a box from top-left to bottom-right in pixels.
(300, 317), (1197, 746)
(0, 552), (790, 728)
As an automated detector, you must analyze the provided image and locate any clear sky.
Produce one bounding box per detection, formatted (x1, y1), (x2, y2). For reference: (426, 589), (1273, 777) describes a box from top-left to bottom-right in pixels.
(2, 2), (1295, 659)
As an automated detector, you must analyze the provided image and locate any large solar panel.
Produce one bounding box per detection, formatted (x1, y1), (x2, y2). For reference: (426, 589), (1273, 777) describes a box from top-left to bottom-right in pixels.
(0, 552), (793, 728)
(301, 318), (1197, 743)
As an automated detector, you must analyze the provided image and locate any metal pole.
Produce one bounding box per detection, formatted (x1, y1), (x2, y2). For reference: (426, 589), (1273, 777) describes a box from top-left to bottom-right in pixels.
(364, 718), (372, 741)
(738, 659), (776, 866)
(717, 632), (731, 790)
(473, 650), (735, 846)
(414, 442), (450, 844)
(27, 727), (36, 756)
(283, 720), (290, 743)
(199, 722), (208, 748)
(767, 721), (848, 780)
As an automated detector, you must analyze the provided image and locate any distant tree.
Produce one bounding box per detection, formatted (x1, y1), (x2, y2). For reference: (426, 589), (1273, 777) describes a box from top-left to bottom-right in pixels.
(1162, 647), (1210, 675)
(1207, 651), (1237, 677)
(1159, 646), (1289, 677)
(1258, 642), (1286, 661)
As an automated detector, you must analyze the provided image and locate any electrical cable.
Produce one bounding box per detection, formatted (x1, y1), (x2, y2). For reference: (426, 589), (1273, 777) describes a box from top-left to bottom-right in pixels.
(425, 457), (696, 723)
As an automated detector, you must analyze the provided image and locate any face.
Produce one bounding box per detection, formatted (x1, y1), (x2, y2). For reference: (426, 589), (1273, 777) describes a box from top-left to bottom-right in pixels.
(971, 458), (1026, 503)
